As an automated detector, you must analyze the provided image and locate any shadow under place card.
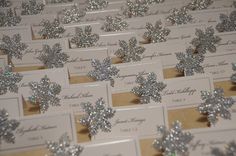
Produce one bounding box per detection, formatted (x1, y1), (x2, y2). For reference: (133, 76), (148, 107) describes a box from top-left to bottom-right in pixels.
(0, 112), (77, 154)
(93, 105), (168, 140)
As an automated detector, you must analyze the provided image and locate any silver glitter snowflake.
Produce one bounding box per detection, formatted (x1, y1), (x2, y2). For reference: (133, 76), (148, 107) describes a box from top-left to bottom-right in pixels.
(101, 16), (128, 32)
(46, 133), (83, 156)
(0, 34), (28, 60)
(0, 109), (20, 144)
(166, 7), (193, 25)
(231, 63), (236, 84)
(70, 25), (99, 48)
(144, 0), (164, 5)
(88, 57), (119, 87)
(0, 8), (21, 27)
(37, 43), (69, 68)
(187, 0), (213, 10)
(80, 98), (116, 136)
(39, 18), (65, 39)
(115, 37), (145, 62)
(176, 47), (204, 76)
(211, 141), (236, 156)
(153, 120), (193, 156)
(49, 0), (73, 3)
(0, 0), (11, 7)
(28, 75), (61, 113)
(131, 72), (166, 104)
(216, 11), (236, 33)
(123, 0), (149, 18)
(21, 0), (45, 15)
(59, 4), (85, 24)
(0, 66), (23, 95)
(198, 88), (234, 126)
(86, 0), (108, 11)
(144, 21), (170, 43)
(191, 27), (221, 54)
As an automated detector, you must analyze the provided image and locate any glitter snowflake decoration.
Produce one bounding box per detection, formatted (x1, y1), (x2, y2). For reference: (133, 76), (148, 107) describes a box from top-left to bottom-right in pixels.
(59, 5), (85, 24)
(28, 76), (61, 113)
(80, 98), (116, 136)
(0, 0), (11, 7)
(144, 21), (170, 43)
(39, 18), (65, 39)
(175, 47), (204, 76)
(37, 43), (69, 68)
(216, 11), (236, 33)
(191, 27), (221, 54)
(144, 0), (164, 5)
(47, 133), (83, 156)
(101, 16), (128, 32)
(0, 34), (28, 60)
(166, 7), (193, 25)
(49, 0), (73, 3)
(0, 66), (23, 95)
(211, 141), (236, 156)
(115, 37), (145, 62)
(70, 25), (99, 48)
(187, 0), (213, 10)
(88, 57), (119, 87)
(231, 63), (236, 84)
(0, 8), (21, 27)
(0, 109), (20, 144)
(86, 0), (108, 11)
(123, 0), (149, 18)
(153, 120), (194, 156)
(21, 0), (45, 15)
(198, 88), (234, 126)
(131, 72), (166, 104)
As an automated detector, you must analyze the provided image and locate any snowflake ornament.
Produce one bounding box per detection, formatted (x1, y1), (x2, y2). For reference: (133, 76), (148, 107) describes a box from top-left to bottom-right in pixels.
(86, 0), (108, 11)
(0, 34), (28, 60)
(80, 98), (116, 136)
(153, 120), (194, 156)
(46, 133), (83, 156)
(49, 0), (73, 3)
(28, 76), (61, 113)
(187, 0), (213, 10)
(144, 0), (165, 5)
(0, 8), (21, 27)
(216, 11), (236, 33)
(59, 5), (85, 24)
(198, 88), (235, 126)
(231, 63), (236, 83)
(191, 27), (221, 54)
(21, 0), (45, 15)
(39, 18), (65, 39)
(101, 16), (128, 32)
(88, 57), (119, 87)
(166, 7), (193, 25)
(37, 43), (69, 68)
(0, 109), (20, 144)
(70, 25), (99, 48)
(131, 72), (166, 104)
(115, 37), (145, 62)
(0, 0), (11, 7)
(211, 141), (236, 156)
(0, 66), (23, 95)
(176, 47), (204, 76)
(144, 21), (170, 43)
(123, 0), (149, 18)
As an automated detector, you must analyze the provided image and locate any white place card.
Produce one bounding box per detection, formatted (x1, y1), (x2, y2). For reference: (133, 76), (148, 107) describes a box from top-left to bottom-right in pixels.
(47, 81), (112, 114)
(80, 138), (141, 156)
(0, 55), (8, 70)
(113, 60), (164, 93)
(20, 14), (57, 26)
(65, 48), (109, 76)
(188, 127), (236, 156)
(43, 2), (75, 14)
(11, 39), (69, 67)
(216, 31), (236, 53)
(0, 112), (77, 154)
(93, 105), (168, 140)
(81, 9), (120, 22)
(19, 68), (70, 98)
(161, 75), (214, 108)
(0, 94), (23, 117)
(0, 25), (32, 41)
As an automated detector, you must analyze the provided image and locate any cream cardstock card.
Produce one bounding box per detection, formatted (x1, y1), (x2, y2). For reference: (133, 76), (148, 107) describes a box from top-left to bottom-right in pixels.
(0, 55), (8, 70)
(216, 31), (236, 52)
(0, 25), (32, 41)
(0, 112), (77, 154)
(82, 9), (120, 22)
(93, 105), (168, 140)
